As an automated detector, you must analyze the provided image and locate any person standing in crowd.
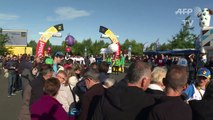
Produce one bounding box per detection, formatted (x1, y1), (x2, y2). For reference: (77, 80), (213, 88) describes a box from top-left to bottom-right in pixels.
(18, 54), (33, 92)
(184, 67), (211, 101)
(67, 64), (81, 90)
(106, 55), (112, 66)
(30, 77), (69, 120)
(189, 80), (213, 120)
(155, 54), (165, 67)
(21, 66), (39, 96)
(120, 52), (125, 73)
(29, 64), (53, 105)
(98, 61), (109, 84)
(89, 55), (96, 64)
(63, 59), (73, 70)
(188, 54), (196, 84)
(77, 69), (105, 120)
(55, 70), (74, 113)
(112, 55), (121, 75)
(18, 64), (53, 120)
(206, 56), (213, 79)
(6, 55), (18, 97)
(53, 51), (64, 76)
(92, 62), (155, 120)
(146, 67), (167, 100)
(148, 65), (192, 120)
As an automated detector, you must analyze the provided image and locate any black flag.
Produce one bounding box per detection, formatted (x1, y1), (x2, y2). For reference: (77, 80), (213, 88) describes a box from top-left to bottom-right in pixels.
(99, 26), (108, 34)
(54, 24), (64, 31)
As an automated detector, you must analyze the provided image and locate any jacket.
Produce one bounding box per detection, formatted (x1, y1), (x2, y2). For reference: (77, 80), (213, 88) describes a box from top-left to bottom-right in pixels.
(30, 95), (69, 120)
(92, 83), (155, 120)
(30, 75), (45, 106)
(148, 96), (192, 120)
(77, 83), (105, 120)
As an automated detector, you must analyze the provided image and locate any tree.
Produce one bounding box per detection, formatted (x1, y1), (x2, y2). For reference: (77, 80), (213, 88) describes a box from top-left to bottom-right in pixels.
(0, 32), (9, 55)
(166, 16), (196, 49)
(27, 40), (37, 55)
(121, 39), (143, 55)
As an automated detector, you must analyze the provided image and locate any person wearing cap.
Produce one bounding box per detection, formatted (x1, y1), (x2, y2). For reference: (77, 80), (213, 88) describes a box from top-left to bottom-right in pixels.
(177, 57), (188, 67)
(77, 69), (104, 120)
(184, 67), (211, 101)
(53, 51), (64, 76)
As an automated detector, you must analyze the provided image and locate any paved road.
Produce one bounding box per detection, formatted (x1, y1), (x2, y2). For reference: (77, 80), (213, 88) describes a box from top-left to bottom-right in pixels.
(0, 70), (22, 120)
(0, 70), (126, 120)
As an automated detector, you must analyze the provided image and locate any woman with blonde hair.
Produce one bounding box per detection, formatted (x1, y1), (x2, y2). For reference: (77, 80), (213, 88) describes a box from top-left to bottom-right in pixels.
(146, 66), (167, 99)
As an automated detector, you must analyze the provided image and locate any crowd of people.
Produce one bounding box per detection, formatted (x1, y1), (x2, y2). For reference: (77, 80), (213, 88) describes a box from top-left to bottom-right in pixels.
(1, 52), (213, 120)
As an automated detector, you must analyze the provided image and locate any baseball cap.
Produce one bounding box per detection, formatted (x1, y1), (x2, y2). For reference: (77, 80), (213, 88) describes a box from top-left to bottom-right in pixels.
(45, 57), (54, 65)
(197, 67), (211, 79)
(54, 51), (64, 57)
(177, 58), (188, 67)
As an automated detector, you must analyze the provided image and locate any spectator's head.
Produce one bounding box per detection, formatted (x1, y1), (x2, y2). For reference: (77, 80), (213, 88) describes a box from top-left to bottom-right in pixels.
(40, 64), (53, 80)
(163, 65), (188, 95)
(127, 62), (152, 90)
(103, 78), (116, 88)
(196, 67), (211, 89)
(53, 51), (64, 64)
(83, 69), (100, 89)
(89, 62), (99, 72)
(99, 61), (109, 73)
(203, 80), (213, 100)
(56, 70), (67, 84)
(35, 56), (42, 63)
(151, 67), (167, 88)
(12, 55), (17, 60)
(66, 59), (73, 65)
(44, 77), (60, 96)
(21, 54), (27, 60)
(177, 58), (188, 67)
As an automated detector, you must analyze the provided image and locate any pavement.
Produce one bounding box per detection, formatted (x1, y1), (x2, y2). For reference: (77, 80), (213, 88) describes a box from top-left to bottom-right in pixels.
(0, 70), (22, 120)
(0, 69), (126, 120)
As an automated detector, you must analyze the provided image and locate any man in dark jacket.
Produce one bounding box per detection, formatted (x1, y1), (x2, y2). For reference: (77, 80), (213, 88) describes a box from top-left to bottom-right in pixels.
(77, 69), (105, 120)
(6, 55), (18, 97)
(18, 64), (53, 120)
(92, 62), (155, 120)
(147, 65), (192, 120)
(18, 54), (33, 92)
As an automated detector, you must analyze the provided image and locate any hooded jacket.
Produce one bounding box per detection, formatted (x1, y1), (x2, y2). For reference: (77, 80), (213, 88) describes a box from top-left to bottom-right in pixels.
(92, 82), (155, 120)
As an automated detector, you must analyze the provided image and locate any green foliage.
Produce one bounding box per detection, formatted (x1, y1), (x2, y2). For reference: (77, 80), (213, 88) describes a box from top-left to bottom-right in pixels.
(146, 16), (197, 51)
(121, 39), (144, 55)
(164, 16), (196, 49)
(27, 38), (146, 56)
(0, 33), (9, 55)
(27, 16), (197, 57)
(45, 40), (53, 50)
(27, 40), (37, 55)
(51, 45), (65, 55)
